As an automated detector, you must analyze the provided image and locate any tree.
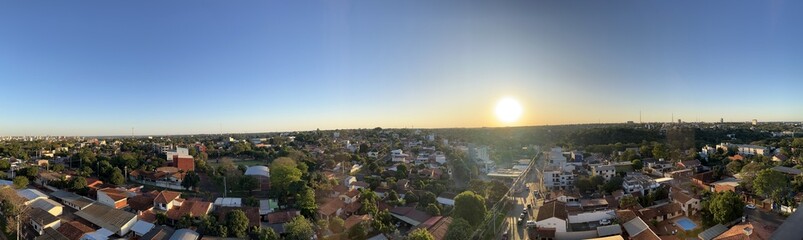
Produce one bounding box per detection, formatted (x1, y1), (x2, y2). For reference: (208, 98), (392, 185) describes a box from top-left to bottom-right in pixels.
(12, 176), (28, 189)
(270, 157), (302, 197)
(257, 227), (280, 240)
(226, 209), (250, 238)
(620, 195), (638, 209)
(396, 164), (408, 179)
(425, 203), (441, 216)
(574, 177), (594, 193)
(726, 160), (744, 175)
(69, 176), (88, 191)
(631, 159), (643, 170)
(419, 192), (437, 207)
(285, 216), (314, 240)
(708, 191), (744, 225)
(0, 187), (31, 239)
(407, 228), (435, 240)
(753, 169), (790, 202)
(372, 209), (396, 234)
(453, 191), (486, 226)
(444, 218), (472, 240)
(347, 222), (368, 240)
(652, 144), (669, 159)
(110, 168), (125, 185)
(329, 217), (345, 233)
(603, 176), (624, 193)
(181, 171), (201, 190)
(238, 175), (259, 193)
(176, 215), (192, 229)
(297, 187), (317, 217)
(0, 159), (10, 171)
(51, 164), (65, 173)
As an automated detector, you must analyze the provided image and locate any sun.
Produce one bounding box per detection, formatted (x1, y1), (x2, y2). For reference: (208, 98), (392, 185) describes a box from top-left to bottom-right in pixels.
(495, 97), (523, 123)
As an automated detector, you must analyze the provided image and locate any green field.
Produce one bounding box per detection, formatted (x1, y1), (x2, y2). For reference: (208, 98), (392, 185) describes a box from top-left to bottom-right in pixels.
(207, 157), (266, 167)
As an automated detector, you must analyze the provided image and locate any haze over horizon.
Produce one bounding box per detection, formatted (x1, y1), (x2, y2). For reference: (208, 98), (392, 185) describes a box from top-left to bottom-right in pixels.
(2, 0), (803, 136)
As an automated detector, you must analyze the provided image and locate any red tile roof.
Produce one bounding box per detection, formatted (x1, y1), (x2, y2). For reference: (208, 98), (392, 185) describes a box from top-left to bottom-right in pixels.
(57, 221), (94, 240)
(266, 210), (300, 224)
(154, 190), (181, 204)
(318, 198), (345, 216)
(167, 200), (212, 220)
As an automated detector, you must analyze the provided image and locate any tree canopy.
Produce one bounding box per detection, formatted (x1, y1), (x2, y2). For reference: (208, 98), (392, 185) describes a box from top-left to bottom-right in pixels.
(284, 216), (314, 240)
(407, 228), (435, 240)
(453, 191), (486, 226)
(226, 209), (249, 238)
(444, 218), (472, 240)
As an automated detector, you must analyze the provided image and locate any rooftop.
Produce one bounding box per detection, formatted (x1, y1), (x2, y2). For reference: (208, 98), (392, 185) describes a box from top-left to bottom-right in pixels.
(74, 203), (137, 234)
(537, 200), (568, 221)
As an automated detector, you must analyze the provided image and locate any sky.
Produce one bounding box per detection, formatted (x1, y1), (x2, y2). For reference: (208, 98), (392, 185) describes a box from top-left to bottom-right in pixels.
(1, 0), (803, 136)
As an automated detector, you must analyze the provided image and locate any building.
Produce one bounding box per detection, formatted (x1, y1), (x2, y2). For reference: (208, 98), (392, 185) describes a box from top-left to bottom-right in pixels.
(17, 189), (49, 205)
(154, 190), (182, 211)
(30, 198), (64, 217)
(97, 188), (130, 209)
(57, 221), (94, 240)
(670, 189), (701, 216)
(536, 200), (568, 232)
(621, 216), (660, 240)
(74, 203), (138, 236)
(543, 165), (575, 190)
(165, 147), (189, 162)
(622, 173), (660, 195)
(716, 143), (769, 156)
(591, 164), (616, 180)
(547, 147), (567, 167)
(50, 190), (95, 211)
(390, 207), (432, 228)
(29, 208), (61, 236)
(175, 155), (194, 172)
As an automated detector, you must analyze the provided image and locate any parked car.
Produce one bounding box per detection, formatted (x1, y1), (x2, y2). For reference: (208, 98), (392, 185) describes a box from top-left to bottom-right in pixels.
(599, 219), (611, 225)
(526, 220), (537, 227)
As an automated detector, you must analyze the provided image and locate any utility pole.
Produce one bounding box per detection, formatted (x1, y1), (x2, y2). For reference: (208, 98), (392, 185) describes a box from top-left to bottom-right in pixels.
(223, 176), (227, 197)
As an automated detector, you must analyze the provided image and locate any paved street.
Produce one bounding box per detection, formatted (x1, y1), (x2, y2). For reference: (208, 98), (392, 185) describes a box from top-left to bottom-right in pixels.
(501, 154), (546, 240)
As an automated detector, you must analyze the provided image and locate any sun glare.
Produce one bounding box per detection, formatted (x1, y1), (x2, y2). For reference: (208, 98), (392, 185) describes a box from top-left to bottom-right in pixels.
(495, 97), (523, 123)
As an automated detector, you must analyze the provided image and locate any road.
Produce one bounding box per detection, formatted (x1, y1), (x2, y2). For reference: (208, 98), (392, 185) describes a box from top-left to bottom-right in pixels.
(502, 153), (546, 240)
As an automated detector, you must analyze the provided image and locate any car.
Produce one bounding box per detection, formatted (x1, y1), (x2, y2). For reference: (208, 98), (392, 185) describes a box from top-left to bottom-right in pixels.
(523, 209), (528, 214)
(599, 219), (611, 225)
(746, 204), (756, 209)
(526, 220), (537, 227)
(518, 216), (525, 224)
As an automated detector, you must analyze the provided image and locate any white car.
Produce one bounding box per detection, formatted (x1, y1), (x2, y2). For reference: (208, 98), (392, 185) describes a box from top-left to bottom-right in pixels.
(599, 219), (611, 225)
(746, 204), (756, 209)
(526, 220), (537, 227)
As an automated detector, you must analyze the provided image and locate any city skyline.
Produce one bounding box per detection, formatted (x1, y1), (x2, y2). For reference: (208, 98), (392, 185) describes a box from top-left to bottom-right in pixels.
(2, 0), (803, 136)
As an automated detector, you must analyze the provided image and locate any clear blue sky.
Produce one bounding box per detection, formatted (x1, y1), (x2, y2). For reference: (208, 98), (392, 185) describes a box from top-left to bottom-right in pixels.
(1, 0), (802, 136)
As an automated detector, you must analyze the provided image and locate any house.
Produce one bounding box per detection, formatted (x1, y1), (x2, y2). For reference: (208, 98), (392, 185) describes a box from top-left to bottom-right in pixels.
(670, 189), (701, 216)
(318, 198), (345, 220)
(713, 222), (771, 239)
(344, 214), (373, 233)
(97, 188), (130, 209)
(30, 198), (65, 217)
(74, 203), (138, 236)
(678, 159), (702, 169)
(772, 154), (789, 162)
(244, 166), (271, 191)
(57, 221), (94, 240)
(154, 190), (183, 211)
(691, 171), (716, 190)
(591, 164), (616, 180)
(36, 171), (70, 187)
(141, 226), (175, 240)
(339, 189), (360, 204)
(396, 179), (410, 192)
(710, 178), (741, 193)
(344, 176), (357, 186)
(50, 190), (95, 211)
(390, 207), (432, 227)
(265, 210), (300, 234)
(29, 208), (61, 236)
(351, 181), (370, 191)
(166, 200), (213, 221)
(129, 191), (158, 212)
(535, 200), (568, 232)
(213, 198), (242, 208)
(637, 202), (683, 222)
(580, 199), (609, 211)
(698, 224), (729, 240)
(621, 216), (660, 240)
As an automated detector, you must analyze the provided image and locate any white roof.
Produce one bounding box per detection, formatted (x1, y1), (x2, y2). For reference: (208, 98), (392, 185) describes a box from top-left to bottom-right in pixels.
(169, 229), (200, 240)
(84, 228), (114, 240)
(30, 198), (64, 212)
(17, 189), (48, 202)
(131, 220), (155, 236)
(214, 198), (242, 207)
(244, 166), (270, 177)
(622, 217), (649, 236)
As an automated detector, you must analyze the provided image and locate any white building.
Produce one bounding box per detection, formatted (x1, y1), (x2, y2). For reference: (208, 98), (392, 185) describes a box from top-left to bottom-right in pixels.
(622, 173), (660, 195)
(165, 147), (190, 161)
(543, 166), (574, 190)
(547, 147), (567, 167)
(30, 198), (64, 217)
(591, 164), (616, 180)
(716, 143), (769, 156)
(535, 200), (568, 232)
